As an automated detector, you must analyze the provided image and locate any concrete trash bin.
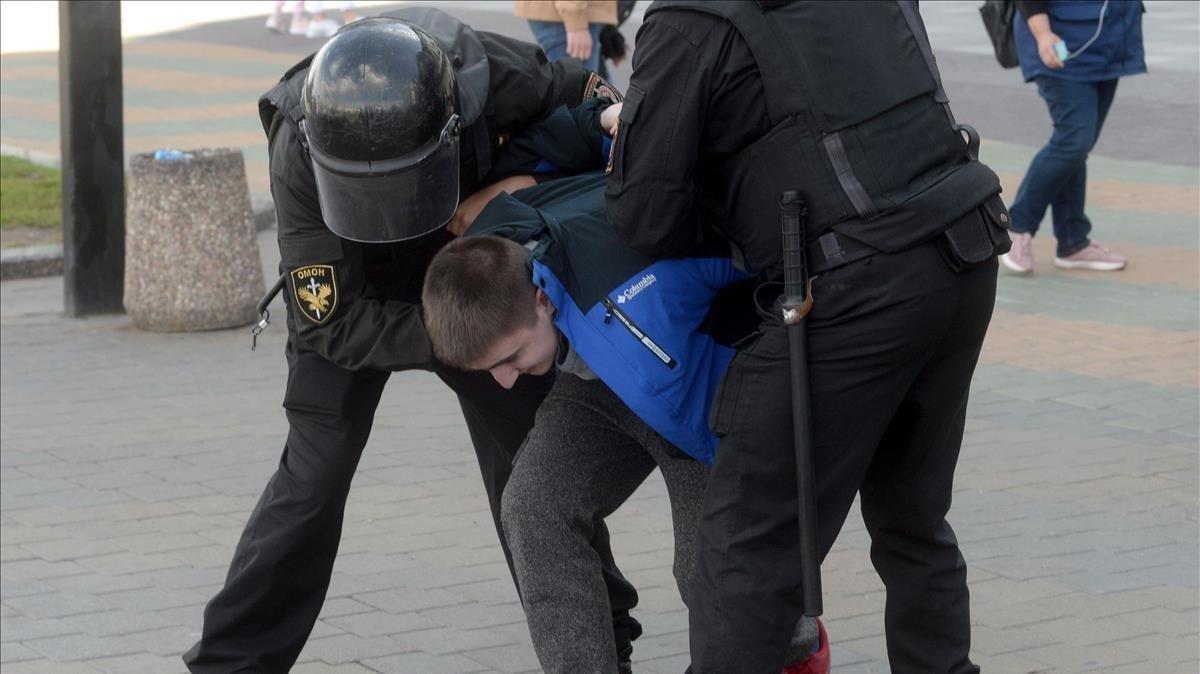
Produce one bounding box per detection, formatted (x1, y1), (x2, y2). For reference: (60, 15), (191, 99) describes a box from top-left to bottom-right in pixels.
(125, 148), (265, 331)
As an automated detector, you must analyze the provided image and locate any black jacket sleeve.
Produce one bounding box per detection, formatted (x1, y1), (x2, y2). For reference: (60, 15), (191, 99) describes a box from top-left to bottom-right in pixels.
(478, 31), (591, 138)
(604, 12), (767, 261)
(270, 118), (436, 372)
(1016, 1), (1050, 18)
(604, 14), (713, 259)
(484, 100), (611, 182)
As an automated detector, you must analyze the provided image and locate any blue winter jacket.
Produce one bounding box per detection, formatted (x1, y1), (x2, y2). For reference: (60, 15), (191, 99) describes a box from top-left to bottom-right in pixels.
(1015, 1), (1146, 82)
(466, 172), (751, 464)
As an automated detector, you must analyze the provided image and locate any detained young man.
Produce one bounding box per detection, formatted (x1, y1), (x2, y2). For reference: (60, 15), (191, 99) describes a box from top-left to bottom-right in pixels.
(421, 171), (828, 674)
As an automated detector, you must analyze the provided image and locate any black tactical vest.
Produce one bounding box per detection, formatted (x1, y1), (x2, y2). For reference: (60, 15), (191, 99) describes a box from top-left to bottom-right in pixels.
(647, 0), (1002, 271)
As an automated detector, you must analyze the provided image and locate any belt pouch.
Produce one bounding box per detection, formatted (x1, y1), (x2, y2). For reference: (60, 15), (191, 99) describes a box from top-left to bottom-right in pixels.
(940, 194), (1012, 271)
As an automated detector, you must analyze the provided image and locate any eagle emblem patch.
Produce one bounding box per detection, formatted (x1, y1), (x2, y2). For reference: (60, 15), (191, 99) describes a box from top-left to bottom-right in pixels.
(289, 264), (338, 325)
(584, 72), (623, 104)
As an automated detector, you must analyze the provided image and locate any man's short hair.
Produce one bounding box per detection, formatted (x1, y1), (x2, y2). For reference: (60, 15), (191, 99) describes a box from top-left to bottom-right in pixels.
(422, 235), (538, 369)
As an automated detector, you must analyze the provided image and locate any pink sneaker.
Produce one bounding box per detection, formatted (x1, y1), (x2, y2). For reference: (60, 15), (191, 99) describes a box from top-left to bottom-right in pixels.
(1054, 242), (1127, 271)
(1000, 231), (1034, 274)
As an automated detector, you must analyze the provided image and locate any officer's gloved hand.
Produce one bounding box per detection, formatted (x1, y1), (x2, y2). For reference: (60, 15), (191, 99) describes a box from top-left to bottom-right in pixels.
(600, 25), (627, 66)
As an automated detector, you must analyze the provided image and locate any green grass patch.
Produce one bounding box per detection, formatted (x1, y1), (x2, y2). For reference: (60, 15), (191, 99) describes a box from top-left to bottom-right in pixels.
(1, 155), (61, 230)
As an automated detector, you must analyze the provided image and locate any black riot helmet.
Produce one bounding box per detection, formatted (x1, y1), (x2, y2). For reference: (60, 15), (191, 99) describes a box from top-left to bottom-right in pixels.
(302, 17), (462, 242)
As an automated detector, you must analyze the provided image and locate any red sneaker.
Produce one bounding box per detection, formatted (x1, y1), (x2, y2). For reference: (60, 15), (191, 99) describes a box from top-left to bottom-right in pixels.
(782, 619), (829, 674)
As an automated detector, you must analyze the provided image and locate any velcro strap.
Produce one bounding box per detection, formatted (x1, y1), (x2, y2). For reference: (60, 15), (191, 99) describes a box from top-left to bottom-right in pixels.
(807, 231), (878, 276)
(822, 132), (879, 221)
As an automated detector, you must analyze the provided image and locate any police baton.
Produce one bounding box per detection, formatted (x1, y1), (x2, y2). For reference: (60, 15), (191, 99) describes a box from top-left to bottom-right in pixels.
(780, 190), (822, 617)
(250, 273), (288, 351)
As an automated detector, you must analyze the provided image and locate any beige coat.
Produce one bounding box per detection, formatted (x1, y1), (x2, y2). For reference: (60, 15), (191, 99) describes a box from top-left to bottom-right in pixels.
(513, 1), (618, 32)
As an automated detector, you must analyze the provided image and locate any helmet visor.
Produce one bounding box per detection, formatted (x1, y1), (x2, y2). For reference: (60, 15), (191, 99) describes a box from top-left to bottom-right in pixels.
(310, 133), (461, 243)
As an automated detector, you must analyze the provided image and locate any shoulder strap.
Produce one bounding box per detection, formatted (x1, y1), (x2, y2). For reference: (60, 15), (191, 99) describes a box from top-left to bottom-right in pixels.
(257, 54), (314, 137)
(895, 0), (957, 127)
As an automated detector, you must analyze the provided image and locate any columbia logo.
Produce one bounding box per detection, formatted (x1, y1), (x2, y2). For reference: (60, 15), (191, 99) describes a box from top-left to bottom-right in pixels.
(617, 274), (656, 304)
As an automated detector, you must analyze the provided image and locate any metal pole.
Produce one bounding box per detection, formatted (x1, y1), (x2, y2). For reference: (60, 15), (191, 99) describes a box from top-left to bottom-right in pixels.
(780, 190), (822, 617)
(59, 0), (124, 316)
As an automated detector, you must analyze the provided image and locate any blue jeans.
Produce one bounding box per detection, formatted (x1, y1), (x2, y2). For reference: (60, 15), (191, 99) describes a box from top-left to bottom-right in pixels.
(527, 19), (604, 76)
(1009, 76), (1119, 257)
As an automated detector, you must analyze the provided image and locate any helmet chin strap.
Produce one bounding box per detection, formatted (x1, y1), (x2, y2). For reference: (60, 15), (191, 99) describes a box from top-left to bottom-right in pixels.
(439, 114), (462, 146)
(297, 118), (311, 154)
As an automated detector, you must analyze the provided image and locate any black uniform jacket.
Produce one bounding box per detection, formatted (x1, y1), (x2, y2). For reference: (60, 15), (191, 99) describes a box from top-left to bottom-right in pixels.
(605, 10), (768, 259)
(270, 31), (593, 372)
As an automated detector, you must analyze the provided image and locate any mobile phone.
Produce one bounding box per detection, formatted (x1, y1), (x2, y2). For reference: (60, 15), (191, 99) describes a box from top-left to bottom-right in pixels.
(1054, 40), (1070, 62)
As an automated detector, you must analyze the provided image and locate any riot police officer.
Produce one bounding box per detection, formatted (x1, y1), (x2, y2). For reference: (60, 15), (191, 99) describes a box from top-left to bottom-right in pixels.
(184, 10), (638, 672)
(605, 1), (1011, 672)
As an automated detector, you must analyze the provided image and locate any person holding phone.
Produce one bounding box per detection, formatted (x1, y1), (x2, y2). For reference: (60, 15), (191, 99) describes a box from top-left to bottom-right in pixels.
(1002, 0), (1146, 274)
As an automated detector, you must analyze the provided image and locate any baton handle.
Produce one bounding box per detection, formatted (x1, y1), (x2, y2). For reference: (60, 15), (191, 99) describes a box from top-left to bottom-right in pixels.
(780, 191), (808, 311)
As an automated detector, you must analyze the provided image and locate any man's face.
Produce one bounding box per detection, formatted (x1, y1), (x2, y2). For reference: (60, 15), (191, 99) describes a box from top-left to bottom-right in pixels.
(471, 289), (558, 389)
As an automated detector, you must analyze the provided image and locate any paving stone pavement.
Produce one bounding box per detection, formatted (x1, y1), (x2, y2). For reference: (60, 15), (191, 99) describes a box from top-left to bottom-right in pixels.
(2, 2), (1198, 673)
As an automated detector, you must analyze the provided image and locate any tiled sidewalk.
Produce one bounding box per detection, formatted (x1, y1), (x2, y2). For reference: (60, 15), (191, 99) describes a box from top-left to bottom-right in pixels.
(2, 2), (1197, 672)
(2, 136), (1196, 674)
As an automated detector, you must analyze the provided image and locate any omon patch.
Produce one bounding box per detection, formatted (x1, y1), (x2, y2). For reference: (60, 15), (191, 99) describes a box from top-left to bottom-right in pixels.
(290, 264), (338, 325)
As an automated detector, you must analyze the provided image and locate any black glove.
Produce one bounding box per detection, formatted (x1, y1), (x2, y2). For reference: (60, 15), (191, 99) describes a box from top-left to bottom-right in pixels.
(599, 25), (626, 62)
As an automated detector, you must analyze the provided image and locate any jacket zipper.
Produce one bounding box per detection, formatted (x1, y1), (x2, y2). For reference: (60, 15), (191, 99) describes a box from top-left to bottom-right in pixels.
(602, 297), (677, 369)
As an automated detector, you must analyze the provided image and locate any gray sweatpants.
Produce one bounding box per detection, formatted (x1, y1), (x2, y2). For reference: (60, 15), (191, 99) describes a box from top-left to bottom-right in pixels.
(501, 374), (817, 673)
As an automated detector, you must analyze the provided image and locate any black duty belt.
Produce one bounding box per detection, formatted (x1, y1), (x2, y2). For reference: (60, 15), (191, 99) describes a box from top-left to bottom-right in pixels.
(806, 230), (879, 277)
(806, 206), (992, 277)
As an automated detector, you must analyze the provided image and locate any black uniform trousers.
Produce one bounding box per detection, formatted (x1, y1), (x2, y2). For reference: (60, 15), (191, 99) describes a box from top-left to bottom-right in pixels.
(183, 338), (640, 672)
(690, 239), (997, 674)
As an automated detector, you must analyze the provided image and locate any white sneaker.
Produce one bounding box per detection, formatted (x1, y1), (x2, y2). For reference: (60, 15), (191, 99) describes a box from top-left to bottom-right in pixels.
(306, 18), (341, 39)
(265, 13), (286, 33)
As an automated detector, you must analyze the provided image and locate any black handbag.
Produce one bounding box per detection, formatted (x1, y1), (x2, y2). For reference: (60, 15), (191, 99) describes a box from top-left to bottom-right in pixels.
(979, 0), (1020, 68)
(616, 0), (637, 26)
